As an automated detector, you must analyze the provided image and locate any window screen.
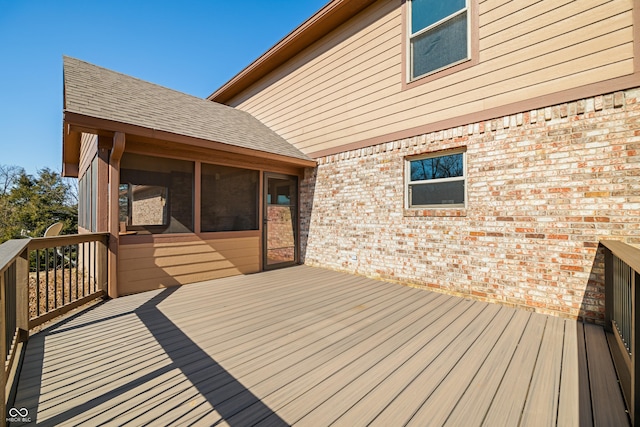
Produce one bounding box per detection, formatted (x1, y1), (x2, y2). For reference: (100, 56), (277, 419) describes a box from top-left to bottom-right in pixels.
(408, 151), (466, 208)
(201, 163), (259, 232)
(120, 153), (194, 234)
(410, 0), (469, 79)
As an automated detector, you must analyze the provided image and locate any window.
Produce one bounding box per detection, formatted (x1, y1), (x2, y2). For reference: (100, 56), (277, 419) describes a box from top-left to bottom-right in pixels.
(406, 150), (466, 208)
(120, 184), (168, 226)
(201, 163), (259, 232)
(119, 153), (194, 233)
(409, 0), (470, 80)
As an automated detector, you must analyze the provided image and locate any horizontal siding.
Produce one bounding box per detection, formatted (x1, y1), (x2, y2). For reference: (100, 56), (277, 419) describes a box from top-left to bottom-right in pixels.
(79, 132), (97, 177)
(230, 0), (635, 155)
(279, 15), (631, 148)
(479, 0), (511, 14)
(262, 41), (400, 133)
(292, 32), (631, 147)
(235, 0), (401, 121)
(118, 236), (260, 295)
(297, 42), (632, 152)
(480, 0), (541, 27)
(481, 6), (631, 61)
(480, 0), (575, 40)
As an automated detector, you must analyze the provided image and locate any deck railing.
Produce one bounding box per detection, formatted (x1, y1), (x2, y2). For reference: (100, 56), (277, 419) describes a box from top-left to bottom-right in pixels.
(1, 233), (108, 424)
(27, 234), (109, 329)
(603, 240), (640, 425)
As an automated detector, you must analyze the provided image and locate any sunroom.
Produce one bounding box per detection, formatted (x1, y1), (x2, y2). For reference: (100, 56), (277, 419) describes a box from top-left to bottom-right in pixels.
(62, 57), (316, 297)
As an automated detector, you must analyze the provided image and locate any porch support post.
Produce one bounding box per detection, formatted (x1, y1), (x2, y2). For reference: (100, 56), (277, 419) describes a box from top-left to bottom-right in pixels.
(97, 136), (112, 233)
(108, 132), (125, 298)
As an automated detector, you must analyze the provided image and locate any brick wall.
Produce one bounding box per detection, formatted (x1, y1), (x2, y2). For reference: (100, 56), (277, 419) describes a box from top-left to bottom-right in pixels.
(267, 205), (295, 262)
(300, 87), (640, 322)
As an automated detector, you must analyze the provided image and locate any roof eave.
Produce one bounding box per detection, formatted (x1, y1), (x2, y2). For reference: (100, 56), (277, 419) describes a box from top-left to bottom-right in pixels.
(62, 121), (81, 178)
(63, 111), (317, 168)
(207, 0), (378, 104)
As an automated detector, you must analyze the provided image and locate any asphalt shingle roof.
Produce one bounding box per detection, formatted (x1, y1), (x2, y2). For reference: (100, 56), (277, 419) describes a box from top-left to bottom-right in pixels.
(63, 56), (310, 161)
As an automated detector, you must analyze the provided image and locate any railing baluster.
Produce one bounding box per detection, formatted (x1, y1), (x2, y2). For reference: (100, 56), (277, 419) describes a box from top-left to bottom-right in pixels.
(54, 246), (58, 309)
(45, 249), (49, 313)
(92, 241), (96, 293)
(68, 245), (72, 301)
(62, 245), (66, 306)
(611, 255), (633, 354)
(36, 249), (40, 317)
(81, 241), (85, 296)
(68, 245), (72, 300)
(75, 243), (79, 299)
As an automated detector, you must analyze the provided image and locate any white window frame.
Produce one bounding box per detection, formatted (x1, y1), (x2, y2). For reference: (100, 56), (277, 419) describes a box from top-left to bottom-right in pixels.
(408, 0), (471, 81)
(405, 148), (467, 209)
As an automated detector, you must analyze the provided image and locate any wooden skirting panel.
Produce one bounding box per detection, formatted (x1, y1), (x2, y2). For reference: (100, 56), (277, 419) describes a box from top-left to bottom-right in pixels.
(118, 236), (260, 295)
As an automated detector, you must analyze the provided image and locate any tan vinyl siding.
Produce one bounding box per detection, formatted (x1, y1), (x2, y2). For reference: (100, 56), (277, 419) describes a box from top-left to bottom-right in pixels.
(79, 132), (97, 177)
(229, 0), (636, 156)
(234, 2), (401, 120)
(118, 236), (260, 295)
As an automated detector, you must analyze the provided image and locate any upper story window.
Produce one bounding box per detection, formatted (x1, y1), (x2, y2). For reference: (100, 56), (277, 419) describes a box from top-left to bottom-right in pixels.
(406, 149), (466, 208)
(409, 0), (470, 81)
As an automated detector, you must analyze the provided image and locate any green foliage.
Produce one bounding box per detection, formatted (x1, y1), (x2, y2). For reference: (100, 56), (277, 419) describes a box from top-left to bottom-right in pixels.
(0, 166), (78, 243)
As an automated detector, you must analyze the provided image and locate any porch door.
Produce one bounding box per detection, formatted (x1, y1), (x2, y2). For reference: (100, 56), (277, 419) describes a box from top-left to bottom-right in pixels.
(264, 173), (298, 269)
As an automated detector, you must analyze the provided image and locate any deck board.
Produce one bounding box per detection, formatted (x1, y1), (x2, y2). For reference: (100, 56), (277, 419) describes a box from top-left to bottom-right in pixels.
(289, 296), (468, 426)
(371, 304), (503, 426)
(443, 310), (532, 427)
(406, 307), (518, 426)
(13, 265), (629, 426)
(584, 322), (629, 426)
(520, 315), (565, 426)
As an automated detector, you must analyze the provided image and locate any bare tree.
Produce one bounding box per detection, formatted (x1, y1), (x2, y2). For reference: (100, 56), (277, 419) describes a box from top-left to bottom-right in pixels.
(63, 175), (78, 205)
(0, 164), (24, 196)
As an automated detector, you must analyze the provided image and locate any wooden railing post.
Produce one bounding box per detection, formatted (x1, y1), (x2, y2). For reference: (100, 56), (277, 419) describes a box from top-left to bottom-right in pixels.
(15, 249), (29, 342)
(97, 236), (108, 294)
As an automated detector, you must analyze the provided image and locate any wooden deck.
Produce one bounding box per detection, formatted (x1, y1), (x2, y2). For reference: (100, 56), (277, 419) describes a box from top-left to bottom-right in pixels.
(14, 265), (628, 426)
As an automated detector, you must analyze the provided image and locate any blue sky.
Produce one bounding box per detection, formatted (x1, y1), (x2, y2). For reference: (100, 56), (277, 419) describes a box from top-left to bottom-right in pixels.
(0, 0), (327, 175)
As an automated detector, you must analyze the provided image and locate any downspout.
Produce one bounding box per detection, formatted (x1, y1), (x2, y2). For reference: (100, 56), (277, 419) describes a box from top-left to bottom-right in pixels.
(108, 132), (125, 298)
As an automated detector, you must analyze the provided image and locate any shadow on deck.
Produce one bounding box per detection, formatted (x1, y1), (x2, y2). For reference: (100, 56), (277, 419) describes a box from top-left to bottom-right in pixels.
(13, 265), (629, 426)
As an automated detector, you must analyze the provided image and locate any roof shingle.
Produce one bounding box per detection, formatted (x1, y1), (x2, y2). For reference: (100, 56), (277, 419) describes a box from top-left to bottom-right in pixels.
(63, 56), (311, 161)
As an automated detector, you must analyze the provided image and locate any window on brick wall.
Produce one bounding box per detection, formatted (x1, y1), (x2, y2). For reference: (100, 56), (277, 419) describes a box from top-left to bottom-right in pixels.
(406, 149), (466, 208)
(408, 0), (470, 80)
